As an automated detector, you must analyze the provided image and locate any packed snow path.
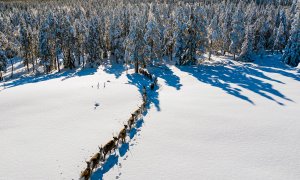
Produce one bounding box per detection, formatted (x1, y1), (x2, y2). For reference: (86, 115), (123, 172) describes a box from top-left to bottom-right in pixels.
(105, 56), (300, 180)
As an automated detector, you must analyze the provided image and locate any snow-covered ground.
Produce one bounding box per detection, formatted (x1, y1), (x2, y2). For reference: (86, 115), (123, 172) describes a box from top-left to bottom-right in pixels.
(0, 65), (141, 179)
(1, 55), (300, 180)
(104, 55), (300, 180)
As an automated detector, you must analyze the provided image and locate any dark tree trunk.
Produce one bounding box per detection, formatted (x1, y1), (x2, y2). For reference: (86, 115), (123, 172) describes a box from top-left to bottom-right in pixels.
(31, 53), (35, 73)
(82, 54), (85, 68)
(134, 60), (139, 73)
(26, 60), (29, 73)
(209, 41), (213, 61)
(10, 59), (13, 78)
(56, 55), (60, 72)
(78, 52), (81, 66)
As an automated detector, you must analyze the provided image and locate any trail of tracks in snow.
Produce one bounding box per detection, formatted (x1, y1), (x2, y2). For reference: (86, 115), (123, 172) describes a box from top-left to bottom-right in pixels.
(85, 70), (157, 180)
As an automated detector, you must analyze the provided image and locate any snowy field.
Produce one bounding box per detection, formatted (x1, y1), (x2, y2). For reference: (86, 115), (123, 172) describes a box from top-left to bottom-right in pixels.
(104, 55), (300, 180)
(0, 66), (142, 179)
(1, 55), (300, 180)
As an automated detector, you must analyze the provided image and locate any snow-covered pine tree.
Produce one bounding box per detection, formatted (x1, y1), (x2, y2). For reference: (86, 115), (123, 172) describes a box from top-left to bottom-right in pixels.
(110, 14), (123, 63)
(257, 28), (266, 57)
(99, 15), (106, 60)
(124, 10), (146, 72)
(39, 18), (51, 73)
(280, 9), (288, 43)
(20, 20), (31, 72)
(103, 15), (111, 59)
(144, 11), (162, 66)
(282, 10), (300, 67)
(0, 32), (8, 52)
(237, 25), (254, 62)
(54, 14), (63, 72)
(124, 19), (137, 71)
(47, 13), (57, 71)
(150, 3), (164, 46)
(220, 4), (232, 55)
(87, 17), (101, 67)
(230, 3), (245, 60)
(180, 6), (208, 65)
(194, 7), (208, 61)
(26, 26), (37, 73)
(61, 15), (75, 69)
(273, 21), (287, 53)
(74, 19), (85, 67)
(163, 14), (175, 61)
(208, 14), (221, 60)
(275, 8), (281, 28)
(0, 50), (6, 81)
(173, 6), (188, 65)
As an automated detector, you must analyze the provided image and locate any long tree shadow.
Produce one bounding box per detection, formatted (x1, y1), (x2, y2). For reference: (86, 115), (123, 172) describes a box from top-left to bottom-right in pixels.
(178, 62), (293, 105)
(126, 73), (161, 111)
(103, 63), (126, 79)
(148, 65), (182, 90)
(251, 54), (300, 82)
(1, 67), (97, 90)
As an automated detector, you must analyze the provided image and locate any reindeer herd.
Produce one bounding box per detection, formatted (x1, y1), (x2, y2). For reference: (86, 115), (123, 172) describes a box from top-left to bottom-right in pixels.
(80, 68), (157, 180)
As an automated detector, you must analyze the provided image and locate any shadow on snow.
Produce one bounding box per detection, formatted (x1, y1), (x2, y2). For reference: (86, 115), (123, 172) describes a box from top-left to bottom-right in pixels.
(1, 68), (97, 90)
(126, 72), (161, 111)
(148, 65), (182, 90)
(91, 118), (145, 180)
(103, 63), (126, 79)
(178, 55), (295, 105)
(252, 54), (300, 82)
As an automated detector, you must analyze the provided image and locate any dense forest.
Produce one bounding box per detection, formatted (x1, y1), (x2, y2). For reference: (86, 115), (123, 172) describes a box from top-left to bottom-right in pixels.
(0, 0), (299, 79)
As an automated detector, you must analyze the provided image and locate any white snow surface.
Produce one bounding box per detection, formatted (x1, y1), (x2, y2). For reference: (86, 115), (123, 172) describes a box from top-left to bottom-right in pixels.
(104, 55), (300, 180)
(0, 66), (141, 179)
(1, 55), (300, 180)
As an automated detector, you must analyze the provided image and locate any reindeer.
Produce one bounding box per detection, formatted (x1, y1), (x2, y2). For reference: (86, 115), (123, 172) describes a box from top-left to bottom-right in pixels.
(134, 108), (141, 118)
(142, 85), (146, 94)
(153, 76), (158, 85)
(150, 83), (155, 90)
(90, 146), (103, 172)
(80, 161), (91, 180)
(138, 68), (143, 74)
(142, 92), (147, 103)
(118, 125), (128, 144)
(148, 73), (153, 81)
(128, 114), (135, 130)
(141, 102), (146, 112)
(102, 136), (118, 159)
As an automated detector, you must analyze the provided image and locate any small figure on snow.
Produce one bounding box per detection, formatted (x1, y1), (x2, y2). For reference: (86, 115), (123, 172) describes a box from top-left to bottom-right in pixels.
(94, 102), (100, 109)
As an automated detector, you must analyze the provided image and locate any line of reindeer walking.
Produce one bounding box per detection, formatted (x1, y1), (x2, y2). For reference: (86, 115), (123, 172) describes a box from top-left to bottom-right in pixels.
(80, 68), (157, 180)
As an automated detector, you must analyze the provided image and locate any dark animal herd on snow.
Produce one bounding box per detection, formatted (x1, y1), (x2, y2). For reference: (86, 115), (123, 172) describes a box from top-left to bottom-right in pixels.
(80, 68), (157, 180)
